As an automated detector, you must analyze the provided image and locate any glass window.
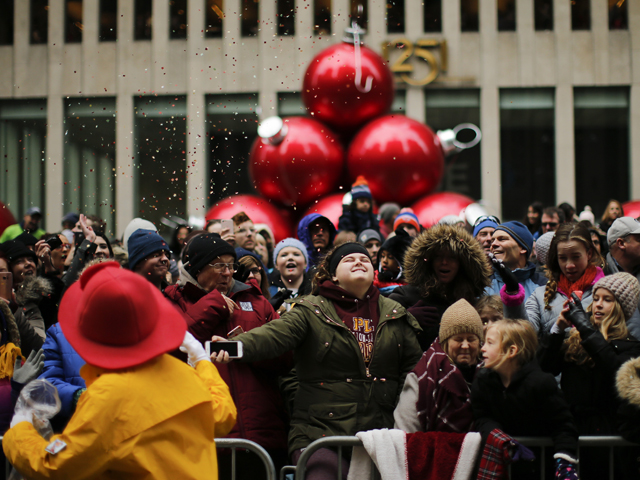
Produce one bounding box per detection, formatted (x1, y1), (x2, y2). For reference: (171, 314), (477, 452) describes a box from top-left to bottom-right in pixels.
(350, 0), (367, 31)
(460, 0), (478, 32)
(205, 0), (224, 37)
(609, 0), (627, 30)
(497, 0), (515, 31)
(314, 0), (331, 35)
(571, 0), (590, 30)
(206, 95), (259, 203)
(241, 0), (259, 37)
(31, 0), (48, 44)
(66, 0), (83, 43)
(134, 0), (152, 40)
(424, 0), (441, 33)
(500, 88), (555, 220)
(534, 0), (552, 31)
(0, 0), (14, 46)
(170, 0), (187, 39)
(99, 0), (117, 41)
(387, 0), (405, 33)
(425, 89), (481, 200)
(574, 87), (629, 218)
(64, 98), (117, 234)
(277, 0), (295, 36)
(0, 99), (47, 217)
(134, 96), (187, 228)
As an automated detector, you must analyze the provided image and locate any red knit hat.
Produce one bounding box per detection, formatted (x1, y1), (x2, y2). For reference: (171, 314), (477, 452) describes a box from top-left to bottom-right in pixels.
(59, 262), (186, 370)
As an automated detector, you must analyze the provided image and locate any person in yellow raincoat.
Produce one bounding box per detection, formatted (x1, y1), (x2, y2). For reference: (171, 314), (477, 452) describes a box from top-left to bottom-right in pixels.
(3, 261), (237, 480)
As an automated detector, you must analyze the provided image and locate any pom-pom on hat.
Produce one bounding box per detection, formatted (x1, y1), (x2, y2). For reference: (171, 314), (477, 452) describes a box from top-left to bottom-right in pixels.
(58, 262), (186, 370)
(439, 298), (484, 343)
(351, 176), (372, 200)
(593, 272), (640, 321)
(535, 231), (555, 267)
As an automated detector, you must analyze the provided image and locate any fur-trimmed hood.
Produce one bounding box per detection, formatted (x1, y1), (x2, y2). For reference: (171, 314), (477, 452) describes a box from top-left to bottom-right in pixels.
(15, 275), (53, 306)
(403, 224), (492, 300)
(617, 356), (640, 407)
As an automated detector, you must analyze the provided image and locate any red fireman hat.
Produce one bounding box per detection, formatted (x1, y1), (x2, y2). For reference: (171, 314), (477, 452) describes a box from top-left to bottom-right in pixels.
(59, 262), (186, 370)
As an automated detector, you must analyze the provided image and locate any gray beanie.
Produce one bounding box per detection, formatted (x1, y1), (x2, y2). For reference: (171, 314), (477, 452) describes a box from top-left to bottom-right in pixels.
(273, 238), (309, 266)
(593, 272), (640, 321)
(439, 299), (484, 343)
(535, 231), (555, 267)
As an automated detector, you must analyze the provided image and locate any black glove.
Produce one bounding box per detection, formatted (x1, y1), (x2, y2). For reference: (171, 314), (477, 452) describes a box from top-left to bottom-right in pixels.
(565, 292), (596, 339)
(489, 253), (519, 293)
(269, 288), (292, 310)
(232, 264), (247, 283)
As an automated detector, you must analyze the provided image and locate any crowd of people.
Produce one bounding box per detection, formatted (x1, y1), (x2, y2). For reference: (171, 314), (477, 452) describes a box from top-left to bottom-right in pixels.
(1, 177), (640, 480)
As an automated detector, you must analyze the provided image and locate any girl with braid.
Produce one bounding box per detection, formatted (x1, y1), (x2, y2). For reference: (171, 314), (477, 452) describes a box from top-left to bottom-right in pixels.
(524, 223), (604, 338)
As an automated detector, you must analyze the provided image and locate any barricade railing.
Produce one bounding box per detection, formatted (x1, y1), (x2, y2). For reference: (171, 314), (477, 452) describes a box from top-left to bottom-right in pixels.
(215, 438), (278, 480)
(293, 435), (639, 480)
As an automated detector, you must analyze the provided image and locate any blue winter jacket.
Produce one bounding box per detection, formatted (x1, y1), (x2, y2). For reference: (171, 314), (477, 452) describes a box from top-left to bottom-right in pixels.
(38, 323), (86, 421)
(297, 213), (337, 268)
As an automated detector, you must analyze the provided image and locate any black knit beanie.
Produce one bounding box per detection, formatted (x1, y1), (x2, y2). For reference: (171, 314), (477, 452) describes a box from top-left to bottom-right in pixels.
(328, 243), (371, 276)
(183, 233), (236, 278)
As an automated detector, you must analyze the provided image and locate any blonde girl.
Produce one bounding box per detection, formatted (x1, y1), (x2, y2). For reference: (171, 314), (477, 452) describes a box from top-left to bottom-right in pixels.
(471, 319), (579, 479)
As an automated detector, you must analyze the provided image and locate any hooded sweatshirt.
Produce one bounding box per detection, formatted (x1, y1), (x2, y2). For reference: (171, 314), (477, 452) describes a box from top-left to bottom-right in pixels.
(318, 280), (380, 366)
(297, 214), (337, 268)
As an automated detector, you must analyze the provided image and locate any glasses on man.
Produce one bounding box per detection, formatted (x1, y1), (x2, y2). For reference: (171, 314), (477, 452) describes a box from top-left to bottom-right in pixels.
(473, 215), (501, 227)
(541, 222), (558, 228)
(208, 262), (239, 273)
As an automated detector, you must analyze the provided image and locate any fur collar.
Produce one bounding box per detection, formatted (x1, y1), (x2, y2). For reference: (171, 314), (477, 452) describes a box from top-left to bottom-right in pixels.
(617, 357), (640, 407)
(15, 275), (53, 306)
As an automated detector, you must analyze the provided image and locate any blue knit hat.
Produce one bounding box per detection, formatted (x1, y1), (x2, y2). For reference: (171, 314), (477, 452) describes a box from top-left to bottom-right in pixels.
(273, 238), (309, 266)
(351, 176), (372, 200)
(494, 221), (534, 256)
(127, 229), (171, 271)
(473, 219), (499, 238)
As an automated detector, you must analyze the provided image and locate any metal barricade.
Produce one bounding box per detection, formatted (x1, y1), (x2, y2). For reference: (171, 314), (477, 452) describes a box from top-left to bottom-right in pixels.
(293, 435), (639, 480)
(215, 437), (278, 480)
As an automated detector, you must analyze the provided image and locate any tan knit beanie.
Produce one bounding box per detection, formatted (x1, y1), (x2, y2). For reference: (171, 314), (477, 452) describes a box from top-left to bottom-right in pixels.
(593, 272), (640, 321)
(439, 299), (484, 342)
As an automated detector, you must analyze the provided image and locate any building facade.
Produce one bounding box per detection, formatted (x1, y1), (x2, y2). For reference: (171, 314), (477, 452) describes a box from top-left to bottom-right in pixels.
(0, 0), (637, 236)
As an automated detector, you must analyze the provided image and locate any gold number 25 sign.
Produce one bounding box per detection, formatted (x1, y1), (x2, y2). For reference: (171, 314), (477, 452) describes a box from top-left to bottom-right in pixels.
(380, 39), (448, 86)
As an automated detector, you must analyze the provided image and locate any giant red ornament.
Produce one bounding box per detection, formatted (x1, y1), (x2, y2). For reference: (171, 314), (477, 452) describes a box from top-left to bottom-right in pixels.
(411, 192), (474, 228)
(347, 115), (445, 205)
(205, 194), (292, 242)
(0, 201), (16, 238)
(622, 200), (640, 219)
(300, 193), (345, 229)
(302, 27), (394, 133)
(249, 117), (345, 207)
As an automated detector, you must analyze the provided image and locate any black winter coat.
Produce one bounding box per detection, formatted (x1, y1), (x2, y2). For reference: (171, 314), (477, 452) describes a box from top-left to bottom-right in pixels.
(471, 360), (578, 455)
(538, 330), (640, 435)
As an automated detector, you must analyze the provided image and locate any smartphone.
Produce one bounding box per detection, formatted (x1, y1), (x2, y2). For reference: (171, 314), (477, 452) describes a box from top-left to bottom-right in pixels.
(206, 340), (243, 359)
(220, 219), (234, 234)
(0, 272), (12, 301)
(45, 236), (63, 250)
(227, 325), (245, 339)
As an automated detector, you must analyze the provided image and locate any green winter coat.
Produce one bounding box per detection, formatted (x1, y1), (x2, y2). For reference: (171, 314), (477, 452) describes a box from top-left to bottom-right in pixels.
(235, 293), (423, 454)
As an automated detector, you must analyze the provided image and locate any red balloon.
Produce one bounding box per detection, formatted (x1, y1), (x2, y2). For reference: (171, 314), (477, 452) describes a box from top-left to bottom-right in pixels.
(250, 117), (345, 207)
(622, 200), (640, 219)
(411, 192), (475, 229)
(0, 201), (17, 238)
(347, 115), (445, 205)
(302, 42), (394, 133)
(300, 193), (345, 229)
(205, 195), (292, 243)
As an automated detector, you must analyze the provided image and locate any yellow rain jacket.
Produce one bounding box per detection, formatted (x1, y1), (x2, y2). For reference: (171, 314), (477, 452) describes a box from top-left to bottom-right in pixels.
(3, 354), (237, 480)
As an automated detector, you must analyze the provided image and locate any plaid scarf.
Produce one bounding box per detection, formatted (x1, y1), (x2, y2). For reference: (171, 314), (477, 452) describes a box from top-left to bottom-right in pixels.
(476, 429), (514, 480)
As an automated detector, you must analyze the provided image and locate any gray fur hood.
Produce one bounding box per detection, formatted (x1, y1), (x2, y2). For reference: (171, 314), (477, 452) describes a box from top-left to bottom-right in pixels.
(617, 356), (640, 407)
(15, 275), (53, 306)
(403, 224), (492, 299)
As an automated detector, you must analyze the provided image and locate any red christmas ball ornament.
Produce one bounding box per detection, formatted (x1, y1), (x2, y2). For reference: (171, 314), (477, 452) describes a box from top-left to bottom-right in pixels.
(301, 193), (346, 229)
(302, 26), (394, 133)
(0, 202), (16, 238)
(411, 192), (474, 229)
(347, 115), (445, 205)
(250, 117), (345, 207)
(622, 200), (640, 220)
(205, 194), (292, 243)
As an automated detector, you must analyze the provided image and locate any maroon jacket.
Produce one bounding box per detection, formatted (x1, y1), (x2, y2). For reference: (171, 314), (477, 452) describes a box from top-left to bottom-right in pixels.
(164, 279), (290, 451)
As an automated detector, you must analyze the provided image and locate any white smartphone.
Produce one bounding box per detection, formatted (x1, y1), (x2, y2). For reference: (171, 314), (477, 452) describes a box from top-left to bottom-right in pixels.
(220, 219), (234, 234)
(206, 340), (243, 359)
